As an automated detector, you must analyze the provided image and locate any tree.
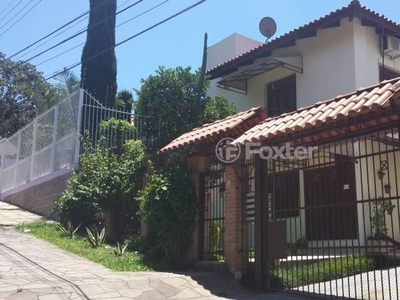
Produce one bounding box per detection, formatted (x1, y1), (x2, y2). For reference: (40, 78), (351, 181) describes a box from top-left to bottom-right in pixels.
(54, 68), (80, 98)
(115, 89), (133, 112)
(0, 52), (61, 138)
(134, 66), (237, 153)
(81, 0), (117, 107)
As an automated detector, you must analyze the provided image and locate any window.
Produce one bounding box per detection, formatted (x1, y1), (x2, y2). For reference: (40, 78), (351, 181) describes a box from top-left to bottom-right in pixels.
(267, 170), (300, 219)
(266, 74), (297, 117)
(380, 66), (400, 81)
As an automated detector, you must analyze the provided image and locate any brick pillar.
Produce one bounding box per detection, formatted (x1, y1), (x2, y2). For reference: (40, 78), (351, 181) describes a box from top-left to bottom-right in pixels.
(224, 159), (247, 279)
(187, 155), (207, 264)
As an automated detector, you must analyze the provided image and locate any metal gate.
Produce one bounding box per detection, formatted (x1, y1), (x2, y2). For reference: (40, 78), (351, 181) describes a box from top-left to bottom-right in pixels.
(200, 157), (225, 261)
(254, 123), (400, 299)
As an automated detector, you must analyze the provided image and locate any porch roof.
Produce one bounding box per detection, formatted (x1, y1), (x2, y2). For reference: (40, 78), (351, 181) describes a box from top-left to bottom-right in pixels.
(158, 107), (266, 153)
(232, 78), (400, 146)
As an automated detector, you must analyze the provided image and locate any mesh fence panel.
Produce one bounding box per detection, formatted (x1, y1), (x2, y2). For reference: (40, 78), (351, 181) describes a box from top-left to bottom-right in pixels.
(1, 166), (16, 192)
(19, 124), (34, 160)
(15, 158), (32, 186)
(57, 93), (80, 140)
(32, 148), (53, 180)
(3, 134), (19, 169)
(0, 90), (83, 193)
(36, 109), (55, 151)
(54, 135), (77, 171)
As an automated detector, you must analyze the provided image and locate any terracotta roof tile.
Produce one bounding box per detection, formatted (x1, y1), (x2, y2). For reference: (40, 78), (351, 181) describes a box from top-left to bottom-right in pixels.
(207, 1), (400, 79)
(232, 78), (400, 145)
(158, 107), (266, 153)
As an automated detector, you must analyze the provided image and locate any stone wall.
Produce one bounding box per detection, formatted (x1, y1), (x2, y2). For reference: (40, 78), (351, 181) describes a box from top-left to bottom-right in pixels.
(3, 172), (71, 218)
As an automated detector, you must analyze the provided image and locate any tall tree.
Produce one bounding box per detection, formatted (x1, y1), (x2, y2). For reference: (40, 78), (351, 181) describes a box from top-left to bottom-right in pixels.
(81, 0), (117, 107)
(134, 66), (237, 154)
(0, 52), (61, 138)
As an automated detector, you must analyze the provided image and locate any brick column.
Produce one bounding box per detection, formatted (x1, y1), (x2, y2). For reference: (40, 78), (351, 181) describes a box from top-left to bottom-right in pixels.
(187, 155), (207, 264)
(224, 158), (247, 279)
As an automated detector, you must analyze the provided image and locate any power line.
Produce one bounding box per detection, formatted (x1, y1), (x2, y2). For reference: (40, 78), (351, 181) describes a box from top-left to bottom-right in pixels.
(8, 0), (130, 60)
(22, 0), (144, 64)
(13, 0), (133, 60)
(0, 0), (42, 38)
(45, 0), (206, 81)
(35, 0), (170, 68)
(0, 0), (14, 19)
(0, 0), (23, 26)
(0, 0), (35, 31)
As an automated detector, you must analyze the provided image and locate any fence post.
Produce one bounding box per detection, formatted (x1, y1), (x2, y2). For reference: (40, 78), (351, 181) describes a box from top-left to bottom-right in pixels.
(30, 119), (38, 181)
(74, 89), (85, 169)
(0, 141), (4, 193)
(51, 105), (59, 172)
(13, 132), (22, 188)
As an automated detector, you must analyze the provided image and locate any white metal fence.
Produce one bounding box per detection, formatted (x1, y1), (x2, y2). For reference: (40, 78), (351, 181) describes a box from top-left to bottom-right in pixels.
(0, 90), (83, 193)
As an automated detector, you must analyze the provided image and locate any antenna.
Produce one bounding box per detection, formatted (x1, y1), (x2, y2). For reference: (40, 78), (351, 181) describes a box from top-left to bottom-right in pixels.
(259, 17), (277, 43)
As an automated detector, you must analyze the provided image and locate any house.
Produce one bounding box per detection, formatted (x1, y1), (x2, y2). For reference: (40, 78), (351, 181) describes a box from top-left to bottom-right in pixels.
(207, 0), (400, 113)
(159, 1), (400, 297)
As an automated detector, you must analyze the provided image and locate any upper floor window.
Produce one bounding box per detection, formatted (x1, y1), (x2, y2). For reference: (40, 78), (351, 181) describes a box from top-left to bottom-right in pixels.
(265, 74), (297, 117)
(380, 66), (400, 81)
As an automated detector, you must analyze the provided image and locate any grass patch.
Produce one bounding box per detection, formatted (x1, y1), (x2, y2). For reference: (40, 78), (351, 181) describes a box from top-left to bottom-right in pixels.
(16, 221), (177, 272)
(274, 255), (375, 289)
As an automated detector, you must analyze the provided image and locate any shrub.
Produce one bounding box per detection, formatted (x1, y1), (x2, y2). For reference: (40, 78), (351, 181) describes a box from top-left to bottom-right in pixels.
(274, 255), (375, 289)
(55, 138), (147, 232)
(137, 158), (196, 265)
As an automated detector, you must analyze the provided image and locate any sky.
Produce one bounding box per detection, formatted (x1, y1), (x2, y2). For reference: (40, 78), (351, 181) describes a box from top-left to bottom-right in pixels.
(1, 0), (400, 94)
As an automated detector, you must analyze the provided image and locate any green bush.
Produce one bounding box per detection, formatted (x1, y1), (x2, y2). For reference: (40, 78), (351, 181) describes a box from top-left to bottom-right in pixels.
(137, 158), (196, 265)
(55, 139), (147, 232)
(274, 255), (375, 289)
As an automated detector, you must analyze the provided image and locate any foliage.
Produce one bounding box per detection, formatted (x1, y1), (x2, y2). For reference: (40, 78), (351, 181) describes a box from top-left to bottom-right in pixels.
(100, 118), (137, 150)
(370, 197), (396, 238)
(134, 66), (236, 153)
(0, 52), (62, 137)
(55, 138), (146, 231)
(113, 241), (129, 256)
(54, 68), (80, 98)
(17, 221), (176, 272)
(295, 235), (308, 248)
(86, 226), (106, 248)
(137, 158), (197, 265)
(59, 221), (81, 239)
(81, 0), (117, 106)
(201, 96), (237, 124)
(208, 221), (223, 261)
(274, 255), (375, 289)
(115, 89), (134, 112)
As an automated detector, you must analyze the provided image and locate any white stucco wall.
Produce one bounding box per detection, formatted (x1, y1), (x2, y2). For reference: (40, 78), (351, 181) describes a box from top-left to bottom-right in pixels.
(206, 33), (262, 71)
(353, 18), (400, 89)
(354, 140), (400, 245)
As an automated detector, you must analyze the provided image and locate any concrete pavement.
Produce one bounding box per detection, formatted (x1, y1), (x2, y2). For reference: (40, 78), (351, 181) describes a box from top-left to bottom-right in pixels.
(0, 201), (307, 300)
(0, 202), (42, 226)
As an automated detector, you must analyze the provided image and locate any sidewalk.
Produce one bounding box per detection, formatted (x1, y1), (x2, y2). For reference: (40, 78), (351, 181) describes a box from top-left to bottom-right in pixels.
(0, 202), (307, 300)
(0, 201), (42, 226)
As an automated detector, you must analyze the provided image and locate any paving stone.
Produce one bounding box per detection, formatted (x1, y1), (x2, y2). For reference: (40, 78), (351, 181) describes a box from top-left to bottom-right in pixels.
(7, 290), (38, 300)
(90, 291), (122, 299)
(75, 284), (105, 296)
(171, 288), (202, 299)
(119, 288), (143, 298)
(134, 290), (167, 300)
(150, 279), (180, 297)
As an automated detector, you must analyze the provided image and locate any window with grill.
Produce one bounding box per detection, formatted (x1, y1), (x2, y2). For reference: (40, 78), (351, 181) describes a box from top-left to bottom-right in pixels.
(266, 74), (297, 117)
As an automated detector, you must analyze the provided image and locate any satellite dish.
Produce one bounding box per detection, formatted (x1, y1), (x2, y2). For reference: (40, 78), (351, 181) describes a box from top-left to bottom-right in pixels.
(259, 17), (277, 42)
